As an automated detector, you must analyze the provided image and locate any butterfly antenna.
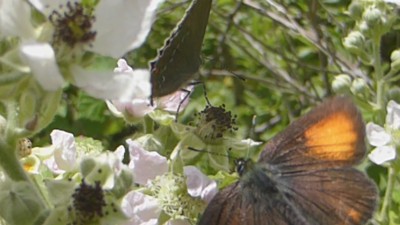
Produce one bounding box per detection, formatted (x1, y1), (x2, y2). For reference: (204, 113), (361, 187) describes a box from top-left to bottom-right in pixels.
(187, 80), (212, 106)
(187, 147), (233, 159)
(229, 70), (246, 81)
(175, 88), (192, 122)
(201, 82), (212, 106)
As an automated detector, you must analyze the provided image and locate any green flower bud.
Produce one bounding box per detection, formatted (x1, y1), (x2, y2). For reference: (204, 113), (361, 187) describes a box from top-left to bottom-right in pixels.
(348, 1), (364, 19)
(351, 78), (368, 95)
(332, 74), (352, 93)
(358, 21), (370, 35)
(363, 7), (383, 27)
(388, 87), (400, 104)
(343, 31), (366, 55)
(390, 49), (400, 72)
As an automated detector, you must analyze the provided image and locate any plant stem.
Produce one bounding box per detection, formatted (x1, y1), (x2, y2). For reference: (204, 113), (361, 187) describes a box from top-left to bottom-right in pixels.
(144, 115), (154, 134)
(0, 140), (29, 181)
(378, 166), (396, 223)
(372, 36), (384, 110)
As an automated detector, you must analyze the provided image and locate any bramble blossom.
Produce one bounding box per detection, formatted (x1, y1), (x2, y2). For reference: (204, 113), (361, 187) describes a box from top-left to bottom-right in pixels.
(367, 100), (400, 165)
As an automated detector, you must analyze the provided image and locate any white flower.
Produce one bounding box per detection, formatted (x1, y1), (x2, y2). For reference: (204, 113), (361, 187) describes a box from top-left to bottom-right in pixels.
(184, 166), (217, 203)
(29, 0), (164, 58)
(367, 100), (400, 165)
(107, 59), (191, 119)
(126, 139), (168, 185)
(121, 191), (161, 225)
(71, 65), (152, 101)
(0, 0), (35, 39)
(106, 59), (154, 118)
(4, 0), (163, 100)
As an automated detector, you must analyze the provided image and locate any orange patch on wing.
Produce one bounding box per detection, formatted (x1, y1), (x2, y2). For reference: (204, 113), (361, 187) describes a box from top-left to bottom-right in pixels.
(347, 208), (362, 223)
(304, 112), (358, 161)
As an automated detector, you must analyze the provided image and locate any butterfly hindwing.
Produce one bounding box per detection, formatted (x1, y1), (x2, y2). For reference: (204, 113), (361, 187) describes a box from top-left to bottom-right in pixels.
(198, 183), (308, 225)
(277, 168), (377, 225)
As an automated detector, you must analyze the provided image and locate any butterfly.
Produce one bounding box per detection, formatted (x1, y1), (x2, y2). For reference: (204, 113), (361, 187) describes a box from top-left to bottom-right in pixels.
(198, 97), (378, 225)
(150, 0), (212, 101)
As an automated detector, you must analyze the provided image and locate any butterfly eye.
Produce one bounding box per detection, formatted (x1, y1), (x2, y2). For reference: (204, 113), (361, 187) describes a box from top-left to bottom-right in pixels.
(235, 158), (247, 176)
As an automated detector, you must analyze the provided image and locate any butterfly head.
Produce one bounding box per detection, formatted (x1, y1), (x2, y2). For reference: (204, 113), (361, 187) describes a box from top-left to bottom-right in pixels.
(234, 158), (255, 176)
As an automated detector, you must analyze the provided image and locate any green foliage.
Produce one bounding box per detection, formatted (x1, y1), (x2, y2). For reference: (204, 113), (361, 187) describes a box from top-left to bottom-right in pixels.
(28, 0), (400, 224)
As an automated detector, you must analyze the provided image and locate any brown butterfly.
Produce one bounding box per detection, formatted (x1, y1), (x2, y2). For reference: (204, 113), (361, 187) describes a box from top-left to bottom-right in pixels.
(150, 0), (212, 101)
(198, 97), (378, 225)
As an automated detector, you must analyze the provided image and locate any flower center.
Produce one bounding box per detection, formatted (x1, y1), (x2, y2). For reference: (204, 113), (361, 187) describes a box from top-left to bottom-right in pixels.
(195, 104), (238, 143)
(71, 180), (106, 223)
(49, 1), (96, 48)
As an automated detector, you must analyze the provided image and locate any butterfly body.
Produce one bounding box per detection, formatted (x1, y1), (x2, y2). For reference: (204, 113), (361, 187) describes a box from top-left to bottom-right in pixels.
(198, 97), (378, 225)
(150, 0), (212, 99)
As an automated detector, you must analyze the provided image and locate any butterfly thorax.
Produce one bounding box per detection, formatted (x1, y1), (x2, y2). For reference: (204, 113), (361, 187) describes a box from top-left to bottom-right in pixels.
(236, 159), (283, 205)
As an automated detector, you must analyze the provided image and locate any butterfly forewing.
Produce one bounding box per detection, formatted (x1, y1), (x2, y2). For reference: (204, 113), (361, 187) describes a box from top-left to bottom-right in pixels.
(150, 0), (212, 98)
(259, 97), (366, 171)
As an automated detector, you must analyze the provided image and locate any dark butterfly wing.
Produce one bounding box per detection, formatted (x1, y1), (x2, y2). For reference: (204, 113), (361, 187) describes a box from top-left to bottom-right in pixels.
(198, 183), (309, 225)
(256, 96), (377, 224)
(259, 97), (366, 172)
(199, 97), (377, 225)
(276, 168), (377, 225)
(150, 0), (212, 98)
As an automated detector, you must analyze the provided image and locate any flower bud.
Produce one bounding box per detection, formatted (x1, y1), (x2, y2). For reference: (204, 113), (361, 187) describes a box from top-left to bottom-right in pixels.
(363, 7), (384, 28)
(343, 31), (366, 56)
(390, 49), (400, 72)
(332, 74), (352, 93)
(348, 1), (363, 19)
(351, 77), (368, 95)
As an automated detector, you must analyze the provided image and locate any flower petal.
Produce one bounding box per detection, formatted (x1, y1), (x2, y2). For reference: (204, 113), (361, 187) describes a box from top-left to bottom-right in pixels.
(50, 129), (77, 172)
(121, 191), (161, 225)
(368, 145), (396, 165)
(386, 100), (400, 130)
(107, 99), (155, 118)
(157, 87), (193, 113)
(28, 0), (64, 15)
(0, 0), (35, 38)
(19, 42), (65, 91)
(166, 219), (191, 225)
(384, 0), (400, 6)
(126, 139), (168, 185)
(115, 58), (134, 73)
(71, 66), (151, 101)
(366, 122), (391, 146)
(91, 0), (165, 57)
(184, 166), (217, 203)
